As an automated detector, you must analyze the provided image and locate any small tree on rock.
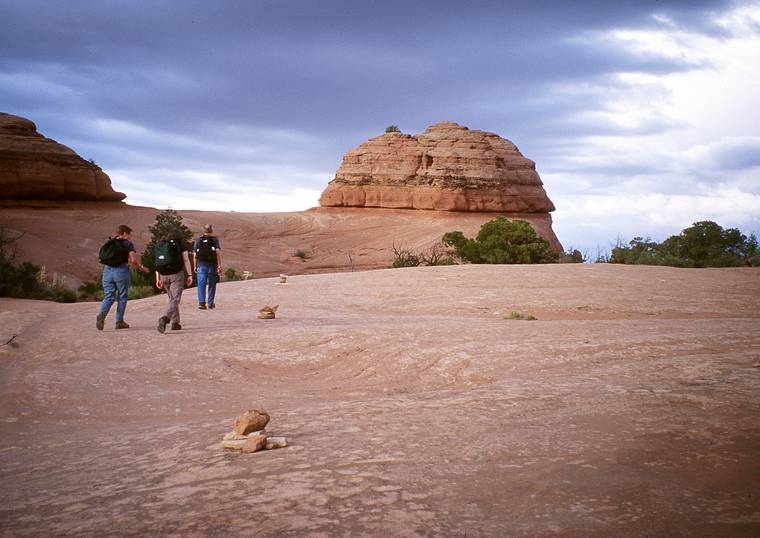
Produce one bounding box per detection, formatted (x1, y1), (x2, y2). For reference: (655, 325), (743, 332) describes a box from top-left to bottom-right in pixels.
(442, 217), (557, 264)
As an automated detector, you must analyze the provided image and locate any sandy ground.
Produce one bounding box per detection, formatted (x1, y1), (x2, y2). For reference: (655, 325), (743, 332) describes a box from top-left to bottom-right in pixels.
(1, 263), (759, 537)
(0, 201), (562, 285)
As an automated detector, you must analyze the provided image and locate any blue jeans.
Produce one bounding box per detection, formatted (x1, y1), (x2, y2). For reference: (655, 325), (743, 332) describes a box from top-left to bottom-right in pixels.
(197, 263), (217, 306)
(99, 264), (131, 322)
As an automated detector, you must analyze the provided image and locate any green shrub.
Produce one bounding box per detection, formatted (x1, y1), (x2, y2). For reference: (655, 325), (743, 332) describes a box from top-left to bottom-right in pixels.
(610, 221), (758, 267)
(224, 267), (239, 281)
(385, 125), (401, 133)
(443, 217), (558, 264)
(128, 285), (156, 300)
(506, 311), (537, 320)
(293, 249), (308, 261)
(141, 209), (194, 284)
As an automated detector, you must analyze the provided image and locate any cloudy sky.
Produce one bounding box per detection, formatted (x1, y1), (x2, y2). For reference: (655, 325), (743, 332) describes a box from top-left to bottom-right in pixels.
(2, 0), (759, 254)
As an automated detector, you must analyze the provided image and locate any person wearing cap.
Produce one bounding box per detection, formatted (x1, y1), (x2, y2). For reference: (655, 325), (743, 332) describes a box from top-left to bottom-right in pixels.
(193, 224), (222, 309)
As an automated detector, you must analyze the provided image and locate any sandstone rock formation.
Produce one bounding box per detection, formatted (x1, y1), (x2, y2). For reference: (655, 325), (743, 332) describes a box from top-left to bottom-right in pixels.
(0, 112), (125, 201)
(319, 121), (555, 213)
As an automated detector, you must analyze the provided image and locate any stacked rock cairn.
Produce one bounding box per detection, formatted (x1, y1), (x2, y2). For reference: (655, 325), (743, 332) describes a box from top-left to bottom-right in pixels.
(222, 409), (288, 453)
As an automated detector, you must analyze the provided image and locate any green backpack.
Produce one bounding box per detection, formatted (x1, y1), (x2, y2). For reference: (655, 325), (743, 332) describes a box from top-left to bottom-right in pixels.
(98, 238), (129, 267)
(154, 239), (183, 275)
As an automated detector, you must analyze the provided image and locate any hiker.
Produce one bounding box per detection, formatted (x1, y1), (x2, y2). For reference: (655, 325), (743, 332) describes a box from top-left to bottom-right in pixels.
(96, 224), (150, 330)
(155, 230), (193, 333)
(194, 224), (222, 310)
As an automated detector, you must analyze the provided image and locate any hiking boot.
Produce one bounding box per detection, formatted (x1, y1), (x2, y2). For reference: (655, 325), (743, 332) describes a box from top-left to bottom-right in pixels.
(96, 313), (105, 331)
(208, 304), (216, 310)
(170, 322), (182, 331)
(115, 321), (130, 330)
(198, 303), (207, 310)
(157, 316), (169, 334)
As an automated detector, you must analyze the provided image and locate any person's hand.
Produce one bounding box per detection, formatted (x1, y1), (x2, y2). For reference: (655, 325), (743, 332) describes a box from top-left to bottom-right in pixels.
(185, 275), (193, 286)
(156, 278), (163, 289)
(217, 265), (222, 274)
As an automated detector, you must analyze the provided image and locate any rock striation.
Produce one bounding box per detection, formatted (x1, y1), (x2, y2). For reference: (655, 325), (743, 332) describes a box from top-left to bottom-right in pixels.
(0, 112), (125, 201)
(319, 121), (555, 213)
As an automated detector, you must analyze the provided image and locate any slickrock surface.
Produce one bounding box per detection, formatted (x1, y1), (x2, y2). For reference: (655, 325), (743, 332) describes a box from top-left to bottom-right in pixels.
(320, 121), (556, 214)
(0, 202), (562, 285)
(0, 112), (125, 201)
(1, 264), (759, 536)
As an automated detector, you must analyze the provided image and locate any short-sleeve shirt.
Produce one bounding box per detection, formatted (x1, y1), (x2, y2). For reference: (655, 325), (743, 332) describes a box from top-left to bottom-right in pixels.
(117, 239), (136, 266)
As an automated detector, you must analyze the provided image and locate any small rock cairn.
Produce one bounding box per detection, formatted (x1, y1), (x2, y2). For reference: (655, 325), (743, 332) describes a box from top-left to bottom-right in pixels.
(222, 409), (288, 453)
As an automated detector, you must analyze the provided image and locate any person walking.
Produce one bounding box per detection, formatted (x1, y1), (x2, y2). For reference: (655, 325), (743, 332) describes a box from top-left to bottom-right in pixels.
(155, 230), (193, 333)
(194, 224), (222, 310)
(96, 224), (150, 330)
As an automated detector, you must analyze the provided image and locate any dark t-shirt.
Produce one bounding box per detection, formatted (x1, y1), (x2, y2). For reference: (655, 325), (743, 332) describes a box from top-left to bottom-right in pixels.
(116, 239), (136, 266)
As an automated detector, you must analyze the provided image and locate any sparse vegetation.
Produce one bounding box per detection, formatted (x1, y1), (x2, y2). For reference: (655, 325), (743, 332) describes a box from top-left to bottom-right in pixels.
(293, 249), (308, 261)
(506, 311), (537, 320)
(385, 125), (401, 133)
(391, 242), (455, 268)
(224, 267), (240, 281)
(442, 217), (558, 264)
(560, 247), (586, 263)
(609, 221), (759, 267)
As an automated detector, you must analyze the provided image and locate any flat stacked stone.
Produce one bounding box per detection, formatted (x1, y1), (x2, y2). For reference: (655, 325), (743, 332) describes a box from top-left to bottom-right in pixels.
(319, 121), (555, 213)
(0, 112), (125, 201)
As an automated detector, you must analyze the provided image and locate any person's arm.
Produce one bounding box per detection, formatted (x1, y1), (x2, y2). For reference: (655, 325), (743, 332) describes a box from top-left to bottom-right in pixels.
(192, 240), (198, 273)
(155, 270), (163, 289)
(215, 248), (222, 274)
(128, 250), (150, 273)
(182, 251), (193, 286)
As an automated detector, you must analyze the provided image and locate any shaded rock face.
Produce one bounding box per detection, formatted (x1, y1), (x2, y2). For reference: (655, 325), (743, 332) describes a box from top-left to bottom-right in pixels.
(0, 112), (125, 201)
(320, 121), (555, 213)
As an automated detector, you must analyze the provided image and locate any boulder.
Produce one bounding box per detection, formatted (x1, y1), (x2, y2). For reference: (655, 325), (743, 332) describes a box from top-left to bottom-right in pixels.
(233, 409), (270, 435)
(0, 112), (125, 201)
(319, 121), (555, 213)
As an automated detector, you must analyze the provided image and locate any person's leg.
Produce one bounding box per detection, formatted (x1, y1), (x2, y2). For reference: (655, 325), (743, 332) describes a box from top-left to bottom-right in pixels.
(207, 269), (217, 307)
(197, 265), (208, 307)
(97, 266), (115, 329)
(166, 272), (184, 324)
(113, 266), (131, 323)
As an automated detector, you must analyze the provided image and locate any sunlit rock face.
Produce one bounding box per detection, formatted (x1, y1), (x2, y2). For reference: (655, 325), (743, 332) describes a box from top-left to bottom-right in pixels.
(319, 121), (556, 213)
(0, 112), (125, 201)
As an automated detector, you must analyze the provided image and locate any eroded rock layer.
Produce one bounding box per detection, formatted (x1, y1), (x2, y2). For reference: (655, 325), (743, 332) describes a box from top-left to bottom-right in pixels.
(0, 112), (125, 201)
(320, 121), (555, 213)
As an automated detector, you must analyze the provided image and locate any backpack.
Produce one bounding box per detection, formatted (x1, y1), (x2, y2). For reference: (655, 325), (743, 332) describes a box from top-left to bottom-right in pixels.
(154, 239), (183, 275)
(98, 237), (129, 267)
(196, 236), (216, 263)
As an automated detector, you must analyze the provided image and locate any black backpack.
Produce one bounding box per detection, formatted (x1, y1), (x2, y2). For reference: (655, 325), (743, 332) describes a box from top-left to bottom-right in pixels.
(196, 236), (216, 263)
(154, 239), (183, 275)
(98, 238), (129, 267)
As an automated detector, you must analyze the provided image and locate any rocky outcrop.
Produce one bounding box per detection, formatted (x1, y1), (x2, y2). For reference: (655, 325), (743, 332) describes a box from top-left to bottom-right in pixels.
(319, 121), (555, 213)
(0, 112), (125, 201)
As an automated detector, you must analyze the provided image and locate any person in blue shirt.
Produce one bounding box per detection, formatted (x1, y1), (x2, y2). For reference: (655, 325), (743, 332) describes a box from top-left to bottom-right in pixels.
(96, 224), (150, 330)
(194, 224), (222, 309)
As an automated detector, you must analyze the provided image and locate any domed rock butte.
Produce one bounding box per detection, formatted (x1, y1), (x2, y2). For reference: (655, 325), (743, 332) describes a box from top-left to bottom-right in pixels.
(319, 121), (556, 213)
(0, 112), (125, 201)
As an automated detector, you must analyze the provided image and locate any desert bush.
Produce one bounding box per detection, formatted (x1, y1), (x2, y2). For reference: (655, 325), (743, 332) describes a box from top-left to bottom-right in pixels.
(391, 243), (420, 268)
(128, 285), (156, 300)
(293, 249), (308, 261)
(506, 311), (537, 320)
(385, 125), (401, 133)
(390, 242), (454, 268)
(560, 248), (586, 263)
(443, 217), (558, 264)
(609, 221), (758, 267)
(224, 267), (239, 281)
